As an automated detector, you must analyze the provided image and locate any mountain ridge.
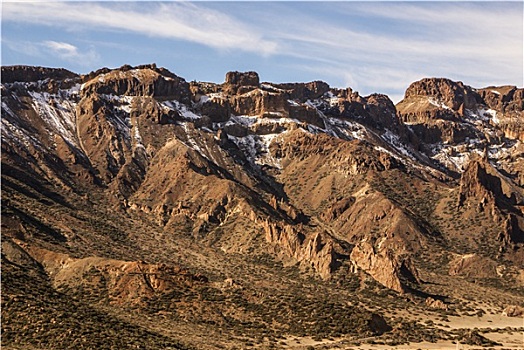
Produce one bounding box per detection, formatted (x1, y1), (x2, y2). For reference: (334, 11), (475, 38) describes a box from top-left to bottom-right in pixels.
(2, 63), (523, 349)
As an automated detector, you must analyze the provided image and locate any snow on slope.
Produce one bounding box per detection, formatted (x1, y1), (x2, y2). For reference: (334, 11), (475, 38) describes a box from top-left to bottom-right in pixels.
(2, 79), (518, 180)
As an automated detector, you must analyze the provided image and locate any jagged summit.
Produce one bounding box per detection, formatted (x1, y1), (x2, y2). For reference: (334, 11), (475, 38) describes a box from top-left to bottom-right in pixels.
(1, 65), (79, 83)
(1, 64), (523, 349)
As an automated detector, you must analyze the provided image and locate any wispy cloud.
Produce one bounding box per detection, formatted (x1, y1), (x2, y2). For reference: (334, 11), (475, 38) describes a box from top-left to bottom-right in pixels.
(43, 41), (79, 59)
(252, 2), (522, 97)
(2, 2), (521, 100)
(1, 2), (278, 56)
(3, 40), (43, 58)
(4, 39), (99, 66)
(43, 40), (100, 65)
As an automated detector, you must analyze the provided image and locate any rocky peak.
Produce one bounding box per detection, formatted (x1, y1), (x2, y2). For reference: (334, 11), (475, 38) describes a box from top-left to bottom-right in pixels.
(223, 71), (260, 95)
(478, 86), (524, 140)
(403, 77), (482, 112)
(81, 65), (191, 103)
(458, 154), (523, 208)
(359, 93), (399, 130)
(395, 77), (524, 172)
(478, 85), (522, 111)
(1, 65), (78, 84)
(457, 155), (524, 246)
(1, 65), (80, 94)
(225, 71), (260, 87)
(274, 81), (331, 101)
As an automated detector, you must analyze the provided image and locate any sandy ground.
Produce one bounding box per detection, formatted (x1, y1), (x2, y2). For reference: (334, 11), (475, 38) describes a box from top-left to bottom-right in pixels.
(282, 313), (524, 349)
(438, 313), (524, 330)
(284, 338), (524, 350)
(349, 340), (524, 350)
(484, 331), (524, 349)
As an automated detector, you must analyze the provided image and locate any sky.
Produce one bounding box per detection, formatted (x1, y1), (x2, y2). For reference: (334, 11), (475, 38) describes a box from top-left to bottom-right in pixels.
(1, 1), (523, 103)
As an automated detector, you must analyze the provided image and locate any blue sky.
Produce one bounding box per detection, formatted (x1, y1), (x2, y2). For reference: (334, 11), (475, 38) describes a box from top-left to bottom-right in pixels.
(2, 1), (522, 102)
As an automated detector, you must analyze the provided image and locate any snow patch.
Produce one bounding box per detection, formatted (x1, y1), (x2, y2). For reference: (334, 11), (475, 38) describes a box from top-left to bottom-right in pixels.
(230, 115), (257, 127)
(428, 97), (452, 110)
(28, 91), (77, 142)
(381, 129), (416, 160)
(163, 100), (201, 120)
(227, 133), (283, 169)
(287, 99), (300, 107)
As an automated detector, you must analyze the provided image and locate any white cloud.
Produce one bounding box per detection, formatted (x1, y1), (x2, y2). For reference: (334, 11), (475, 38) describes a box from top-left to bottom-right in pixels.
(42, 40), (100, 66)
(3, 39), (100, 66)
(3, 40), (43, 58)
(1, 2), (278, 56)
(254, 2), (522, 96)
(43, 41), (79, 59)
(2, 2), (521, 99)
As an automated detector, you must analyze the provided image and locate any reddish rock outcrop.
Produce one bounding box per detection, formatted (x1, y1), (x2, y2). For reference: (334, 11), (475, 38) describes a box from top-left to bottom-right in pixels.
(274, 81), (330, 101)
(402, 78), (482, 113)
(458, 155), (522, 208)
(448, 253), (497, 278)
(81, 65), (191, 103)
(502, 305), (524, 317)
(1, 65), (78, 84)
(223, 71), (260, 95)
(76, 93), (131, 183)
(230, 88), (289, 117)
(11, 241), (208, 305)
(478, 86), (523, 116)
(425, 297), (448, 310)
(350, 240), (420, 293)
(457, 156), (524, 247)
(225, 71), (260, 87)
(478, 86), (524, 141)
(262, 220), (339, 279)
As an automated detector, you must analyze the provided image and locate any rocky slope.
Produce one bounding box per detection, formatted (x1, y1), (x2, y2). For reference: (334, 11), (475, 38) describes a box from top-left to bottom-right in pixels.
(2, 64), (523, 349)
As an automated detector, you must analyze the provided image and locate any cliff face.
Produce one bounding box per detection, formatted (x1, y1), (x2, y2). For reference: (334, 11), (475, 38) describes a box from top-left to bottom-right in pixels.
(478, 86), (524, 141)
(396, 77), (523, 177)
(350, 241), (420, 293)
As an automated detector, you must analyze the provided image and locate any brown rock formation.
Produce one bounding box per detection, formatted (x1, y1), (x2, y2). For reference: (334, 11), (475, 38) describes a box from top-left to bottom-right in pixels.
(81, 65), (191, 103)
(262, 220), (339, 279)
(198, 98), (230, 122)
(350, 240), (420, 293)
(402, 78), (482, 113)
(230, 88), (289, 117)
(448, 253), (497, 278)
(274, 80), (330, 101)
(425, 297), (448, 310)
(131, 96), (180, 124)
(76, 93), (132, 183)
(223, 71), (260, 95)
(479, 86), (523, 116)
(502, 305), (524, 317)
(9, 240), (207, 305)
(479, 86), (524, 141)
(1, 65), (78, 84)
(458, 155), (523, 208)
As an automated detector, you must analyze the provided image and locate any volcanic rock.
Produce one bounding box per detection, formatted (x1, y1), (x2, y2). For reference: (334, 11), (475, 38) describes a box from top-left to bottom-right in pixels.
(1, 65), (78, 84)
(350, 240), (420, 293)
(274, 80), (330, 101)
(401, 77), (482, 113)
(502, 305), (524, 317)
(223, 71), (260, 95)
(81, 65), (191, 103)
